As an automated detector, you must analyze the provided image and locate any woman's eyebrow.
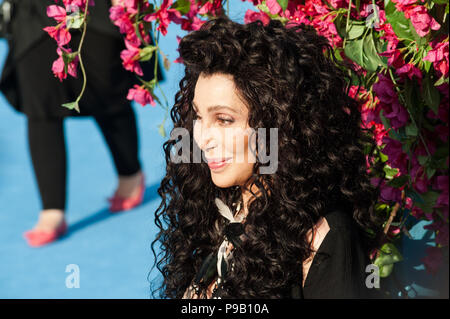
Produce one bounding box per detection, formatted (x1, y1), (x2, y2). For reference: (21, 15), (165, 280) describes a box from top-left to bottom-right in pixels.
(192, 101), (238, 114)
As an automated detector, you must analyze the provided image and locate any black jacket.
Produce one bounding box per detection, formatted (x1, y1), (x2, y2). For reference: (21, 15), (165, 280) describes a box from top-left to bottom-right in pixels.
(301, 209), (384, 299)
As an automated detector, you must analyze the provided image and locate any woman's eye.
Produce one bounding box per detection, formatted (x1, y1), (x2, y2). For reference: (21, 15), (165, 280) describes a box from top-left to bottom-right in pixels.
(193, 114), (201, 120)
(218, 117), (234, 125)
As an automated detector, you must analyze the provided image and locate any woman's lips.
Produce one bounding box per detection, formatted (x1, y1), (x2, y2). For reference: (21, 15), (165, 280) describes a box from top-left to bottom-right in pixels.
(207, 157), (232, 170)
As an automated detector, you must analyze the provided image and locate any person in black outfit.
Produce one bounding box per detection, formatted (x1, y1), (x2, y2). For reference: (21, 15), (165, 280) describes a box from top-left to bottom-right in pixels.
(0, 0), (164, 246)
(151, 16), (386, 299)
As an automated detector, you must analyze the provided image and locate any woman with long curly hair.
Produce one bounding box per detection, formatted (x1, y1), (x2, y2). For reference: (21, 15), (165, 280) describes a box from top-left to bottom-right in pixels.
(151, 15), (385, 299)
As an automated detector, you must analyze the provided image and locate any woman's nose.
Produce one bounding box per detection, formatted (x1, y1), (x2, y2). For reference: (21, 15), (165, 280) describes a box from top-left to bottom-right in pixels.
(194, 121), (220, 151)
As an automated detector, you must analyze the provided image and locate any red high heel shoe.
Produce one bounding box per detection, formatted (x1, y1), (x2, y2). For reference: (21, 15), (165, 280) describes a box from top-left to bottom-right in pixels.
(23, 220), (68, 247)
(108, 174), (145, 213)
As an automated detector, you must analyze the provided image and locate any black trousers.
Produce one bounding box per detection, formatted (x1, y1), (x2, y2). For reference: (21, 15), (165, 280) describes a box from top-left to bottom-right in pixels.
(27, 107), (141, 211)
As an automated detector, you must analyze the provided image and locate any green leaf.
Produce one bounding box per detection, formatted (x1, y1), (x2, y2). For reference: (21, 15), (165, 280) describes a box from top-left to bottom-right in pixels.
(417, 155), (429, 166)
(362, 32), (384, 72)
(426, 166), (436, 179)
(384, 165), (399, 180)
(415, 191), (440, 214)
(379, 151), (388, 163)
(66, 13), (84, 30)
(405, 123), (418, 137)
(139, 45), (158, 62)
(375, 243), (404, 266)
(62, 101), (80, 113)
(344, 38), (364, 69)
(387, 175), (410, 188)
(348, 24), (366, 40)
(374, 242), (403, 278)
(379, 263), (394, 278)
(422, 71), (441, 115)
(379, 109), (391, 130)
(171, 0), (191, 15)
(384, 0), (419, 43)
(434, 74), (446, 86)
(277, 0), (289, 11)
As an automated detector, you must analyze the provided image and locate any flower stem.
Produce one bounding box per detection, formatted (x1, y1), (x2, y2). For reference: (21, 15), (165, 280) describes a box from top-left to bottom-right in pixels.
(73, 0), (91, 110)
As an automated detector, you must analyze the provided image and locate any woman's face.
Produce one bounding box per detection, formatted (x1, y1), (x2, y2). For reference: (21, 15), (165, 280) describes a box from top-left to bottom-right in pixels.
(192, 72), (257, 188)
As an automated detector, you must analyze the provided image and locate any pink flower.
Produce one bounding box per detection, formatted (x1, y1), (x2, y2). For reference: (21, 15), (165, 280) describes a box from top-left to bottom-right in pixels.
(373, 74), (409, 129)
(244, 9), (271, 26)
(61, 0), (95, 9)
(198, 0), (223, 16)
(109, 5), (134, 34)
(396, 63), (422, 85)
(413, 167), (429, 194)
(405, 196), (413, 209)
(423, 40), (449, 78)
(381, 136), (409, 175)
(52, 47), (79, 82)
(43, 25), (71, 46)
(404, 5), (440, 37)
(144, 0), (182, 36)
(382, 100), (409, 129)
(127, 85), (156, 106)
(379, 49), (405, 69)
(370, 177), (403, 203)
(392, 0), (418, 10)
(266, 0), (282, 15)
(124, 22), (150, 47)
(120, 40), (143, 76)
(47, 5), (67, 23)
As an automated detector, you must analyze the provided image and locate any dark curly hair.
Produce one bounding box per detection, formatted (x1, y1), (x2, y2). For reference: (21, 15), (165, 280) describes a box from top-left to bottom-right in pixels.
(150, 15), (385, 299)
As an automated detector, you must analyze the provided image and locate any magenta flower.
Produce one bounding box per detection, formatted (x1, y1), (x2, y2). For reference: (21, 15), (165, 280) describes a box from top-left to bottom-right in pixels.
(404, 5), (440, 37)
(379, 49), (405, 69)
(61, 0), (95, 9)
(52, 47), (79, 82)
(127, 85), (156, 107)
(198, 0), (223, 16)
(283, 1), (309, 26)
(109, 5), (135, 34)
(396, 63), (423, 85)
(120, 40), (143, 76)
(373, 74), (409, 129)
(244, 9), (271, 25)
(370, 177), (403, 203)
(266, 0), (282, 15)
(144, 0), (182, 36)
(413, 167), (429, 194)
(382, 100), (409, 129)
(381, 136), (409, 175)
(43, 25), (71, 46)
(47, 5), (67, 23)
(423, 40), (449, 78)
